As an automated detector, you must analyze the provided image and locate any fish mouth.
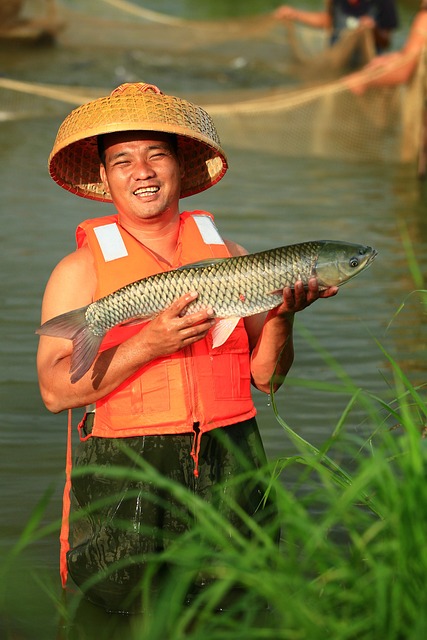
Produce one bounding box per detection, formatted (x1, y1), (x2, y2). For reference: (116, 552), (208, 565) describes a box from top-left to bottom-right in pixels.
(366, 247), (378, 265)
(357, 247), (377, 277)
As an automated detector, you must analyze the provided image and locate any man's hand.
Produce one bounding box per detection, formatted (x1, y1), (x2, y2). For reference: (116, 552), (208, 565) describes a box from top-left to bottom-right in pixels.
(276, 278), (338, 316)
(139, 292), (215, 360)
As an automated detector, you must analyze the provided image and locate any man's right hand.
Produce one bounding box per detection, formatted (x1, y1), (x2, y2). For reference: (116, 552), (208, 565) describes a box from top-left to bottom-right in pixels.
(140, 292), (216, 360)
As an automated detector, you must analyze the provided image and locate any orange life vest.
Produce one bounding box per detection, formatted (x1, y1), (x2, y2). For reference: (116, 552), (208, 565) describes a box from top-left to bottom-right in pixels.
(76, 210), (256, 442)
(60, 211), (257, 587)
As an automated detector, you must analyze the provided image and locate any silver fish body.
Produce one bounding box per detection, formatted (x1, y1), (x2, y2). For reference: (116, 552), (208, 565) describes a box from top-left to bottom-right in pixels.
(36, 240), (377, 382)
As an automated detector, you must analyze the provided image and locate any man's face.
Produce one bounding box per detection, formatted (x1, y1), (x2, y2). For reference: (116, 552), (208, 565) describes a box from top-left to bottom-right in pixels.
(99, 131), (184, 226)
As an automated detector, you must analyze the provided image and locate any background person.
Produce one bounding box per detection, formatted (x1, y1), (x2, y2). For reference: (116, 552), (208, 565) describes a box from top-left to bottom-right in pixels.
(345, 0), (427, 92)
(273, 0), (399, 52)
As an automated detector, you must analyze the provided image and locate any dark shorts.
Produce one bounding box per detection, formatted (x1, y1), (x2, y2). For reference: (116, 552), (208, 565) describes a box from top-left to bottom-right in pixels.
(67, 417), (279, 613)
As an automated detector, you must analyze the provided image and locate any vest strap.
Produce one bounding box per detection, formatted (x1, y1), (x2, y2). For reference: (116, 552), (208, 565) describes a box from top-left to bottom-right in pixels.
(59, 409), (73, 588)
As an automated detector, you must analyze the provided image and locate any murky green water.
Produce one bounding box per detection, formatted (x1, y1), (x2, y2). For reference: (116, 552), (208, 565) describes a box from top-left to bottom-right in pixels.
(0, 1), (426, 637)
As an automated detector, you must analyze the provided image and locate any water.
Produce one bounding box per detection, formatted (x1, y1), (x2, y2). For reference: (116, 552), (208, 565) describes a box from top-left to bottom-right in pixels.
(1, 1), (426, 637)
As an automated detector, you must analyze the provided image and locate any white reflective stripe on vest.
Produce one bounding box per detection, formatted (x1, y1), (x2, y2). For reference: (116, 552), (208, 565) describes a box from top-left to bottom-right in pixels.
(193, 214), (225, 245)
(93, 223), (128, 262)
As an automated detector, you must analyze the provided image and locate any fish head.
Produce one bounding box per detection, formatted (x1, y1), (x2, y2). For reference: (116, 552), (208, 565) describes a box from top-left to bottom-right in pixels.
(314, 241), (377, 288)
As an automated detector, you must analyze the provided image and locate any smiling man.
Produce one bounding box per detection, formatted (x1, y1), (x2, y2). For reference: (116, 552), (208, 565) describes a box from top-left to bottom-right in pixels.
(36, 82), (337, 614)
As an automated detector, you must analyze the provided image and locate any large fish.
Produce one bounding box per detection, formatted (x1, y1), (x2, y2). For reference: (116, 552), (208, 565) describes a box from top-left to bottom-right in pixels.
(36, 240), (377, 383)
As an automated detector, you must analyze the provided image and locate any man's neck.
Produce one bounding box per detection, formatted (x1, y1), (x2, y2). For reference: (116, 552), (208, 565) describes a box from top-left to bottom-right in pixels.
(119, 211), (181, 266)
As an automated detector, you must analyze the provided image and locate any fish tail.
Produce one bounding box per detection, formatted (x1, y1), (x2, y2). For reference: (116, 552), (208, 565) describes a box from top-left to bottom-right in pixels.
(36, 307), (103, 383)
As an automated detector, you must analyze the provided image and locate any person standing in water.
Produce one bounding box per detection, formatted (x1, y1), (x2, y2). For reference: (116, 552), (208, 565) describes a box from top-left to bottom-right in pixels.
(36, 81), (338, 614)
(345, 0), (427, 92)
(273, 0), (399, 52)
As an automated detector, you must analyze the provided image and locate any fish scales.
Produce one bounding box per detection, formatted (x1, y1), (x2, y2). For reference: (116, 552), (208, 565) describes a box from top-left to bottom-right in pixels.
(86, 242), (322, 335)
(36, 240), (377, 383)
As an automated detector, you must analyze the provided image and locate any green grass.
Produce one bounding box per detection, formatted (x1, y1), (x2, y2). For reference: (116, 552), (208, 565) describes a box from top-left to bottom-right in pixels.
(2, 347), (426, 640)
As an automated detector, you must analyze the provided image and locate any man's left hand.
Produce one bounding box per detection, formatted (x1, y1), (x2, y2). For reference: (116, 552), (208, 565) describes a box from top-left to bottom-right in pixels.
(277, 278), (338, 315)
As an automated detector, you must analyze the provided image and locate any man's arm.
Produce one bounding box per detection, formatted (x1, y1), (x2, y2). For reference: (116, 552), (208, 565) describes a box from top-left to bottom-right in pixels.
(37, 248), (215, 413)
(247, 280), (337, 394)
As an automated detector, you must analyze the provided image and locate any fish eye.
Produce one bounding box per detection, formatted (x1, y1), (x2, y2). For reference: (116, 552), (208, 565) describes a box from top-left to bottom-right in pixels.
(349, 257), (360, 268)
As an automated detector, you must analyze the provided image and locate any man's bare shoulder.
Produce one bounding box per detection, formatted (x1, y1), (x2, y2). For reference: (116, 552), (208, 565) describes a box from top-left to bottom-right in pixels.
(41, 246), (96, 321)
(224, 239), (249, 257)
(50, 245), (94, 277)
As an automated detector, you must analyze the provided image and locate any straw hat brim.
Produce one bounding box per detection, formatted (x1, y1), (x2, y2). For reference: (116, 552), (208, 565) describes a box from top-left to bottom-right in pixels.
(48, 84), (228, 201)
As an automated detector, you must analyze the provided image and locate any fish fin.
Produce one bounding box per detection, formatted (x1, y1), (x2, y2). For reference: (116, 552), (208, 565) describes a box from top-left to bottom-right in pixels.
(36, 307), (103, 384)
(211, 317), (241, 348)
(36, 307), (89, 340)
(69, 327), (104, 384)
(177, 257), (227, 270)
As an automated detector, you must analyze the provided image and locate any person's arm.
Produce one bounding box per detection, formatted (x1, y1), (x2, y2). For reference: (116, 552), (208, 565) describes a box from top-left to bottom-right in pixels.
(346, 11), (427, 93)
(247, 280), (337, 393)
(273, 4), (331, 29)
(346, 49), (420, 92)
(224, 240), (338, 394)
(37, 248), (215, 413)
(401, 10), (427, 57)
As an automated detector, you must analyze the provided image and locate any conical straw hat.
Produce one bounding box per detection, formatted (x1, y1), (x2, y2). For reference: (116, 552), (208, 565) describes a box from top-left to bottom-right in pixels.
(48, 82), (228, 201)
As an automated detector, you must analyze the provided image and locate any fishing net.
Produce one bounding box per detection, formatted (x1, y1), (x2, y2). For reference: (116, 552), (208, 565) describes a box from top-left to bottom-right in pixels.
(55, 0), (377, 80)
(0, 0), (425, 170)
(206, 50), (426, 166)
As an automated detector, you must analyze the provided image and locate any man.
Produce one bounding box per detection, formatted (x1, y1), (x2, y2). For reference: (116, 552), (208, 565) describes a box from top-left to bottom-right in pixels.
(273, 0), (399, 52)
(37, 82), (338, 614)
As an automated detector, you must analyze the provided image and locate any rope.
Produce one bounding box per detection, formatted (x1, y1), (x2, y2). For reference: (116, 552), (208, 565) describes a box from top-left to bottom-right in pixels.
(100, 0), (276, 36)
(100, 0), (187, 25)
(59, 408), (73, 588)
(0, 77), (100, 105)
